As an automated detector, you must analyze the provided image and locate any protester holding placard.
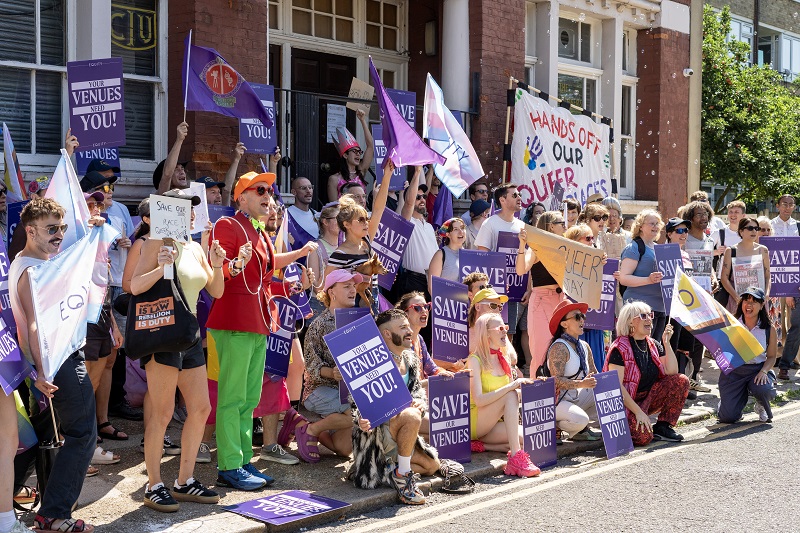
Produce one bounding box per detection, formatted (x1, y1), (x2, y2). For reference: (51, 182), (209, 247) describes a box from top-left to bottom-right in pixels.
(597, 197), (631, 259)
(307, 202), (341, 316)
(720, 217), (770, 311)
(681, 200), (717, 294)
(154, 122), (191, 194)
(326, 109), (374, 203)
(717, 288), (777, 424)
(545, 301), (601, 441)
(605, 302), (689, 445)
(428, 218), (467, 288)
(475, 184), (524, 252)
(466, 313), (540, 477)
(396, 291), (459, 377)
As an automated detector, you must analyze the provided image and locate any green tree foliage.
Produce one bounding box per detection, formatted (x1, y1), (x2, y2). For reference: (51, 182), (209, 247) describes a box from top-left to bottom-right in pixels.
(702, 6), (800, 212)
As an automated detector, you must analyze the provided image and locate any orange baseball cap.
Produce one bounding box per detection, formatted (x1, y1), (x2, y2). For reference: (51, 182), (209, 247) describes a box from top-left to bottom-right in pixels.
(233, 171), (276, 201)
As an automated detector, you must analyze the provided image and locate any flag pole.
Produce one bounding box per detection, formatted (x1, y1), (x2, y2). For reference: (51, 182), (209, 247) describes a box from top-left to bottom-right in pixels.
(183, 29), (192, 123)
(501, 76), (514, 184)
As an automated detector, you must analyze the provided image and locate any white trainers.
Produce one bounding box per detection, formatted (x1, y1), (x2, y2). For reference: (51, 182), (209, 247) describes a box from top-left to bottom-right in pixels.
(754, 401), (769, 422)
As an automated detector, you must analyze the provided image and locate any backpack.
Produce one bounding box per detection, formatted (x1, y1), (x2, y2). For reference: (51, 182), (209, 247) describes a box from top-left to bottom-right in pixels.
(714, 247), (736, 307)
(618, 236), (646, 298)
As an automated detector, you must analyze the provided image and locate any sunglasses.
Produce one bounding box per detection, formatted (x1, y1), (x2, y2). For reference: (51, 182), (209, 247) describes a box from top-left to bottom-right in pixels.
(86, 201), (106, 212)
(743, 225), (760, 232)
(672, 228), (689, 234)
(37, 223), (69, 235)
(550, 220), (565, 227)
(354, 216), (369, 224)
(759, 227), (770, 232)
(247, 185), (271, 197)
(566, 312), (586, 322)
(583, 236), (594, 243)
(94, 184), (114, 193)
(408, 303), (432, 313)
(416, 194), (427, 200)
(0, 188), (7, 195)
(475, 189), (488, 195)
(480, 302), (504, 311)
(591, 215), (609, 222)
(346, 148), (364, 155)
(509, 192), (521, 199)
(637, 312), (655, 321)
(490, 324), (509, 333)
(474, 284), (490, 291)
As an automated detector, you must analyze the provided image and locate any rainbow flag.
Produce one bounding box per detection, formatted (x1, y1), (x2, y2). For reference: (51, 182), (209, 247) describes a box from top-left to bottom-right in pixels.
(2, 123), (27, 203)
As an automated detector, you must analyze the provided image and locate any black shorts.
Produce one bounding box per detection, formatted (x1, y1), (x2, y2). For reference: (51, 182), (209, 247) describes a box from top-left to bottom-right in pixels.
(140, 338), (205, 371)
(84, 322), (112, 362)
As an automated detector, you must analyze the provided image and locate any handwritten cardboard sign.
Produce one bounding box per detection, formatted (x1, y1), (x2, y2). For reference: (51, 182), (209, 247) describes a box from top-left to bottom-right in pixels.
(149, 194), (191, 242)
(346, 77), (374, 114)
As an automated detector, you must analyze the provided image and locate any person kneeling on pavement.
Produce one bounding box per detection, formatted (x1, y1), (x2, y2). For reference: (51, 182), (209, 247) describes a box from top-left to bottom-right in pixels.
(349, 309), (472, 504)
(605, 301), (689, 445)
(718, 287), (777, 423)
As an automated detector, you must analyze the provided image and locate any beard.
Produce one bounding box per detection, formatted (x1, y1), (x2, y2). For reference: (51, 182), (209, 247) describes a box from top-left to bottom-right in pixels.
(415, 205), (428, 218)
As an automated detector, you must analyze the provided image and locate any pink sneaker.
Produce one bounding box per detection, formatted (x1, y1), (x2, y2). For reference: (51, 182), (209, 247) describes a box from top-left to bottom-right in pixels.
(503, 449), (541, 478)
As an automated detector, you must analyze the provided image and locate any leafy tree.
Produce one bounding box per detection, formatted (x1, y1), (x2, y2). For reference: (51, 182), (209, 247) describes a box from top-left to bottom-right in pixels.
(702, 6), (800, 213)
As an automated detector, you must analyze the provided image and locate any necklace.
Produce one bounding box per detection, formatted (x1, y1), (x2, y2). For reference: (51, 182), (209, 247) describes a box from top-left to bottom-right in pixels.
(632, 337), (648, 353)
(391, 351), (403, 363)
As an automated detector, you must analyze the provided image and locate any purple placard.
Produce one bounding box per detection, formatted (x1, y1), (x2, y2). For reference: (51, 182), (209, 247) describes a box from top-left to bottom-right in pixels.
(654, 243), (683, 315)
(431, 276), (469, 363)
(497, 231), (528, 302)
(372, 209), (414, 290)
(225, 491), (350, 526)
(593, 370), (634, 459)
(0, 232), (29, 395)
(324, 315), (413, 427)
(75, 147), (120, 175)
(761, 236), (800, 297)
(372, 125), (406, 191)
(67, 58), (126, 150)
(428, 373), (471, 463)
(334, 307), (371, 329)
(128, 216), (141, 241)
(521, 378), (557, 469)
(265, 298), (296, 377)
(7, 200), (28, 247)
(584, 258), (618, 331)
(284, 263), (313, 318)
(459, 249), (508, 322)
(386, 89), (416, 127)
(239, 83), (278, 154)
(0, 237), (15, 331)
(207, 205), (235, 223)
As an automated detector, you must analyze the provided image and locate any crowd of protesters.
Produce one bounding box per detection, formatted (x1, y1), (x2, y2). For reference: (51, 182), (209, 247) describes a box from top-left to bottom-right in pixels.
(0, 122), (796, 533)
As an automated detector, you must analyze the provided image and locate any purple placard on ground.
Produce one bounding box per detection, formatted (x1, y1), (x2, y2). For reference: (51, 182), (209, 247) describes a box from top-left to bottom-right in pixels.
(225, 491), (350, 526)
(431, 276), (469, 363)
(75, 147), (120, 175)
(761, 236), (800, 297)
(497, 231), (528, 302)
(67, 58), (126, 150)
(584, 258), (618, 331)
(372, 209), (414, 290)
(265, 298), (296, 377)
(372, 125), (406, 191)
(521, 379), (558, 469)
(0, 230), (29, 394)
(459, 249), (508, 322)
(207, 205), (235, 223)
(654, 244), (683, 315)
(593, 370), (634, 459)
(324, 315), (413, 427)
(428, 373), (471, 463)
(240, 83), (278, 154)
(7, 200), (28, 247)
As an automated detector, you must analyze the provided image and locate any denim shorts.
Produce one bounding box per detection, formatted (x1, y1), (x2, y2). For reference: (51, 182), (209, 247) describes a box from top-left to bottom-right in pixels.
(303, 385), (349, 417)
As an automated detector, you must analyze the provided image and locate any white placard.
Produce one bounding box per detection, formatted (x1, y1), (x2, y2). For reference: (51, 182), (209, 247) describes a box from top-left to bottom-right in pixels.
(189, 182), (210, 235)
(150, 194), (191, 242)
(326, 104), (347, 144)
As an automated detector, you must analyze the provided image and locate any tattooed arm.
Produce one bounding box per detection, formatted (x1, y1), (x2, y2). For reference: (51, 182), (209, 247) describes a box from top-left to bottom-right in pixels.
(548, 342), (592, 391)
(586, 341), (598, 374)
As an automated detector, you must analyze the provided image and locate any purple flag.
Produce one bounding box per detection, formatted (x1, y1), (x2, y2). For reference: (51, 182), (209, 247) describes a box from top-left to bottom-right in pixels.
(369, 58), (444, 169)
(67, 58), (126, 150)
(431, 276), (469, 363)
(497, 231), (528, 302)
(372, 125), (406, 191)
(324, 315), (413, 427)
(459, 249), (508, 322)
(428, 373), (471, 463)
(372, 209), (414, 290)
(431, 183), (454, 230)
(265, 298), (296, 378)
(584, 258), (618, 331)
(6, 200), (28, 256)
(0, 231), (31, 394)
(285, 210), (315, 258)
(654, 243), (683, 315)
(378, 293), (393, 312)
(760, 237), (800, 297)
(521, 379), (557, 469)
(239, 83), (278, 154)
(593, 370), (634, 459)
(183, 33), (273, 127)
(224, 491), (350, 526)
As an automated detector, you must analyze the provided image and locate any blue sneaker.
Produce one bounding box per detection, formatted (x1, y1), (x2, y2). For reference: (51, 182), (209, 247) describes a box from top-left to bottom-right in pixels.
(216, 468), (266, 491)
(242, 463), (275, 486)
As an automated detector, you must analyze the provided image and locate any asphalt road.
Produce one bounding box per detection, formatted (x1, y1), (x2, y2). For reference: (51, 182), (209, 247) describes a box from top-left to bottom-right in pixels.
(307, 402), (800, 533)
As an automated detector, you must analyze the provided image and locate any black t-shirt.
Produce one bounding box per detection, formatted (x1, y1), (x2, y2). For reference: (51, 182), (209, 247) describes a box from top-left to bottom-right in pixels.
(608, 337), (664, 398)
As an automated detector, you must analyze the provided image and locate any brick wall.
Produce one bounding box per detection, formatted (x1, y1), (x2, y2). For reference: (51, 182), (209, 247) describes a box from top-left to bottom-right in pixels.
(635, 27), (691, 219)
(406, 0), (442, 100)
(167, 0), (268, 183)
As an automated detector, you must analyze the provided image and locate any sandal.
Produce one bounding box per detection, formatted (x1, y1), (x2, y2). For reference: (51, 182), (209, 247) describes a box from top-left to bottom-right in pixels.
(97, 421), (128, 441)
(294, 423), (321, 463)
(33, 514), (95, 532)
(86, 466), (99, 478)
(277, 408), (307, 447)
(91, 446), (120, 465)
(14, 485), (37, 504)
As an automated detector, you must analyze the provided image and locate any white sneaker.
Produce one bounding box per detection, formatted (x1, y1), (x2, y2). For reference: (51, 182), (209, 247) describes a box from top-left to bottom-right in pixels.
(5, 520), (30, 533)
(754, 401), (769, 422)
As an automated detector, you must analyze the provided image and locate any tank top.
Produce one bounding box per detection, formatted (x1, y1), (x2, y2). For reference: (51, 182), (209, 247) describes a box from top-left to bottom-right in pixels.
(468, 354), (512, 405)
(174, 241), (208, 315)
(746, 325), (767, 365)
(336, 173), (368, 195)
(8, 255), (46, 364)
(551, 338), (588, 402)
(530, 260), (558, 287)
(440, 246), (461, 283)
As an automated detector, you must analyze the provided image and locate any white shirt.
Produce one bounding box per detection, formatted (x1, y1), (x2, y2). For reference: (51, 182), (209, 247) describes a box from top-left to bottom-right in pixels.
(711, 226), (742, 249)
(106, 201), (134, 288)
(287, 205), (320, 239)
(460, 211), (472, 226)
(402, 217), (439, 274)
(474, 213), (525, 251)
(708, 216), (726, 232)
(770, 216), (799, 237)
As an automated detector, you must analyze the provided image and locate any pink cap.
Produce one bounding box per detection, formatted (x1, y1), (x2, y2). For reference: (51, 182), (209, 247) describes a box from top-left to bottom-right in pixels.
(323, 269), (365, 291)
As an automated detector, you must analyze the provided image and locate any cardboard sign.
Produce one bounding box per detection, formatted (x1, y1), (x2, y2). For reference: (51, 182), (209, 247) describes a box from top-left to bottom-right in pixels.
(324, 315), (413, 427)
(149, 194), (191, 242)
(346, 77), (374, 114)
(225, 491), (350, 526)
(428, 373), (471, 463)
(189, 182), (210, 235)
(265, 298), (296, 378)
(75, 147), (120, 175)
(67, 58), (126, 150)
(372, 209), (415, 290)
(239, 83), (278, 154)
(584, 258), (618, 331)
(431, 276), (469, 363)
(521, 379), (558, 469)
(593, 371), (634, 459)
(497, 231), (528, 302)
(760, 236), (800, 297)
(732, 255), (765, 297)
(459, 249), (509, 322)
(654, 244), (683, 315)
(372, 124), (406, 191)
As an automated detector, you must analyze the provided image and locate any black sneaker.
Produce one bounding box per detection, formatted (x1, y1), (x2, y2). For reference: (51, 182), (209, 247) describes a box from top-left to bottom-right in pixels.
(172, 478), (220, 504)
(652, 423), (684, 442)
(144, 483), (179, 513)
(109, 399), (144, 421)
(163, 435), (182, 456)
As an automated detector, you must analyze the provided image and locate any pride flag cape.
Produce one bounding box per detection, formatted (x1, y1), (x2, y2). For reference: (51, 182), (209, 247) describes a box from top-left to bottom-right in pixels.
(670, 269), (765, 374)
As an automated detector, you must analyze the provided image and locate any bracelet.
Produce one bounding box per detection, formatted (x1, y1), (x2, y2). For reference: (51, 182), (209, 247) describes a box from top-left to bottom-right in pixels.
(517, 251), (525, 255)
(213, 266), (222, 270)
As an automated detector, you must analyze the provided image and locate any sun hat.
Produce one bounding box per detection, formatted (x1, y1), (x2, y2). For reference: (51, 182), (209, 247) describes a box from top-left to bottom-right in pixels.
(549, 300), (589, 336)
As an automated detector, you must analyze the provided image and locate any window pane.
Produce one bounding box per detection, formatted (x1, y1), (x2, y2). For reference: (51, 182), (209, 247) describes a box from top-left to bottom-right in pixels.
(315, 14), (333, 39)
(269, 3), (278, 29)
(111, 1), (158, 76)
(584, 78), (596, 112)
(621, 86), (631, 136)
(335, 0), (353, 17)
(620, 140), (629, 189)
(0, 67), (32, 153)
(0, 1), (36, 63)
(558, 18), (578, 60)
(793, 40), (800, 73)
(366, 24), (381, 47)
(295, 0), (311, 8)
(36, 70), (62, 153)
(41, 0), (66, 65)
(580, 22), (591, 63)
(367, 0), (381, 23)
(120, 80), (153, 160)
(383, 70), (395, 89)
(621, 33), (628, 72)
(336, 19), (353, 42)
(314, 0), (332, 14)
(782, 37), (791, 72)
(557, 73), (583, 109)
(383, 27), (397, 51)
(293, 9), (312, 35)
(384, 3), (397, 27)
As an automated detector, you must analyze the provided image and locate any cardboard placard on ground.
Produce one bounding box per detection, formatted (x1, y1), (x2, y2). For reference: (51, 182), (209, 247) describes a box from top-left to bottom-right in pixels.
(225, 491), (350, 526)
(346, 77), (374, 114)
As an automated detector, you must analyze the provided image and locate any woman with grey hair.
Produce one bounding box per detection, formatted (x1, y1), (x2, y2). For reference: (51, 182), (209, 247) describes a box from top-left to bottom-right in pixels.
(597, 196), (631, 259)
(604, 301), (689, 445)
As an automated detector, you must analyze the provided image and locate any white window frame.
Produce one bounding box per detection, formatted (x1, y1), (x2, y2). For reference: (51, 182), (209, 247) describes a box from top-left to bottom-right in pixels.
(556, 64), (602, 113)
(618, 80), (637, 199)
(781, 33), (800, 81)
(524, 2), (537, 87)
(556, 15), (598, 68)
(727, 17), (753, 63)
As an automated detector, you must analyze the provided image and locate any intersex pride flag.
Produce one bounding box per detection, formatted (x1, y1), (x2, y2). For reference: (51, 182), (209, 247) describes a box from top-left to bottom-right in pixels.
(183, 32), (273, 127)
(369, 57), (444, 169)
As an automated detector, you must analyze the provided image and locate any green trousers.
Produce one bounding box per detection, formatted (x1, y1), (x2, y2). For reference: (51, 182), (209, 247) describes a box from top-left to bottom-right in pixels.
(209, 329), (267, 471)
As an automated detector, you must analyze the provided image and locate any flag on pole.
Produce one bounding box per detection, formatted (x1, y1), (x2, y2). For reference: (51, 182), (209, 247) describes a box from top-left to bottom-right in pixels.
(182, 33), (273, 127)
(422, 74), (484, 197)
(2, 123), (27, 203)
(431, 184), (453, 230)
(670, 269), (765, 374)
(45, 150), (92, 251)
(369, 58), (445, 169)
